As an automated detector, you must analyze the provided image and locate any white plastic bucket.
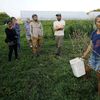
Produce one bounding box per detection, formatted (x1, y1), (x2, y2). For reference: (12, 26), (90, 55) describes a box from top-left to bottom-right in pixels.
(69, 57), (86, 77)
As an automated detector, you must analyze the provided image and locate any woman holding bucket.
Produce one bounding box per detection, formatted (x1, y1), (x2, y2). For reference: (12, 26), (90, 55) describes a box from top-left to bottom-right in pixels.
(82, 15), (100, 95)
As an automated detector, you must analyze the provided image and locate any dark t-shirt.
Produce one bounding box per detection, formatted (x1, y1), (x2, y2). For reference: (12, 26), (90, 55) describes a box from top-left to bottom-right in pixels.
(91, 30), (100, 56)
(5, 28), (18, 43)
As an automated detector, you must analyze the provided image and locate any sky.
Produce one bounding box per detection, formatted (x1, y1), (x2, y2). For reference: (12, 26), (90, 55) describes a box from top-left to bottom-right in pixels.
(0, 0), (100, 17)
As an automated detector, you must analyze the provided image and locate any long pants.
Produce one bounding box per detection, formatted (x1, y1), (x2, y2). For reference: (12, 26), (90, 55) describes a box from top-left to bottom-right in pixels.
(26, 35), (32, 47)
(17, 34), (20, 50)
(31, 36), (43, 54)
(55, 36), (64, 55)
(8, 44), (18, 61)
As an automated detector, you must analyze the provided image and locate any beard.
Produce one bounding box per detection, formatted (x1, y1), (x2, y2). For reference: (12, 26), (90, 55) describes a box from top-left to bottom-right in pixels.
(57, 19), (61, 21)
(34, 19), (38, 22)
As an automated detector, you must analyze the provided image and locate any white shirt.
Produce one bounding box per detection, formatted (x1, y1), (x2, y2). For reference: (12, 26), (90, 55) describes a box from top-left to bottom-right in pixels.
(53, 20), (65, 36)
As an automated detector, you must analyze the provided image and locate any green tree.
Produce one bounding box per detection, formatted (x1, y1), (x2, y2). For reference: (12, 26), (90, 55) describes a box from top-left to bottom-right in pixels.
(93, 9), (100, 12)
(0, 12), (10, 25)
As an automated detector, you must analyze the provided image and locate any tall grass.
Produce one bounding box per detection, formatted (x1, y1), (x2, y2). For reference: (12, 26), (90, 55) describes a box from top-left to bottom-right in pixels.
(0, 20), (99, 100)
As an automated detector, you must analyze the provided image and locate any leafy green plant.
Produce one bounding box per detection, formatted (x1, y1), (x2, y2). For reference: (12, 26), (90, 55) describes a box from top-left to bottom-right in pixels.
(0, 20), (98, 100)
(0, 12), (10, 25)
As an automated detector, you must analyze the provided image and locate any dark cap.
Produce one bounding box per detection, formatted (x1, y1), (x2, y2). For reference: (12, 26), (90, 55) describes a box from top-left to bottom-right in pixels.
(32, 14), (37, 18)
(56, 14), (61, 16)
(11, 17), (16, 20)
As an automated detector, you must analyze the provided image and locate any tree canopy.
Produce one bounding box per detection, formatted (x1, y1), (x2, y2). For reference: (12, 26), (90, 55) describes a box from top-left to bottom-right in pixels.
(0, 12), (10, 25)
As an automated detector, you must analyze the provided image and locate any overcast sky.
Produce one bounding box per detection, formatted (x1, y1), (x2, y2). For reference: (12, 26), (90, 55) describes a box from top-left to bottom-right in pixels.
(0, 0), (100, 17)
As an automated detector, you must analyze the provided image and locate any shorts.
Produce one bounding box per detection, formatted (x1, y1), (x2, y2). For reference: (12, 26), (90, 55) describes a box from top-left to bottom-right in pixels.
(88, 53), (100, 71)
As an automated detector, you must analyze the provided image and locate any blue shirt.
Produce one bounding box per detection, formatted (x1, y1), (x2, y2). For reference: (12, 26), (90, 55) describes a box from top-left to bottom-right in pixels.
(13, 23), (20, 35)
(24, 22), (30, 36)
(91, 30), (100, 56)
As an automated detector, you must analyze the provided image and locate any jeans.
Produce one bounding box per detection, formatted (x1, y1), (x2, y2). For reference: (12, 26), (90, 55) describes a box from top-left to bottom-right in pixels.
(89, 53), (100, 71)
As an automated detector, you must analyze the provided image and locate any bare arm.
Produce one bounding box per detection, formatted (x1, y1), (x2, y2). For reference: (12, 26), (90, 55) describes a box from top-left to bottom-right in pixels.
(30, 23), (33, 36)
(53, 23), (64, 31)
(82, 41), (92, 58)
(55, 27), (64, 31)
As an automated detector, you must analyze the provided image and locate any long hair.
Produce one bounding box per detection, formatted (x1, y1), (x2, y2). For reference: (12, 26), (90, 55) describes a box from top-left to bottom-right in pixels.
(95, 15), (100, 24)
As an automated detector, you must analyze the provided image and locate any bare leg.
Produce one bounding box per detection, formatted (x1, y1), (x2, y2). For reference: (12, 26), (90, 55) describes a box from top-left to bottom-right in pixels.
(96, 71), (100, 96)
(84, 65), (92, 79)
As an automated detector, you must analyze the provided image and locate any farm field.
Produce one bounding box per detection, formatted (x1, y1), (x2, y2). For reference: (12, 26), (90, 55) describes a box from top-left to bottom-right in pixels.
(0, 20), (99, 100)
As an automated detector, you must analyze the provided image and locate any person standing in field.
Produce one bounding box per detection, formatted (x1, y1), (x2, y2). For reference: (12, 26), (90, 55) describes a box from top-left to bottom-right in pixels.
(11, 17), (21, 50)
(24, 18), (32, 48)
(53, 14), (65, 56)
(82, 15), (100, 95)
(5, 20), (18, 62)
(30, 14), (43, 56)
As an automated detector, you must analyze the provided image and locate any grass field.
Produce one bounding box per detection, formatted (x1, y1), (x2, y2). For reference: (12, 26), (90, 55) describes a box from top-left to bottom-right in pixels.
(0, 21), (99, 100)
